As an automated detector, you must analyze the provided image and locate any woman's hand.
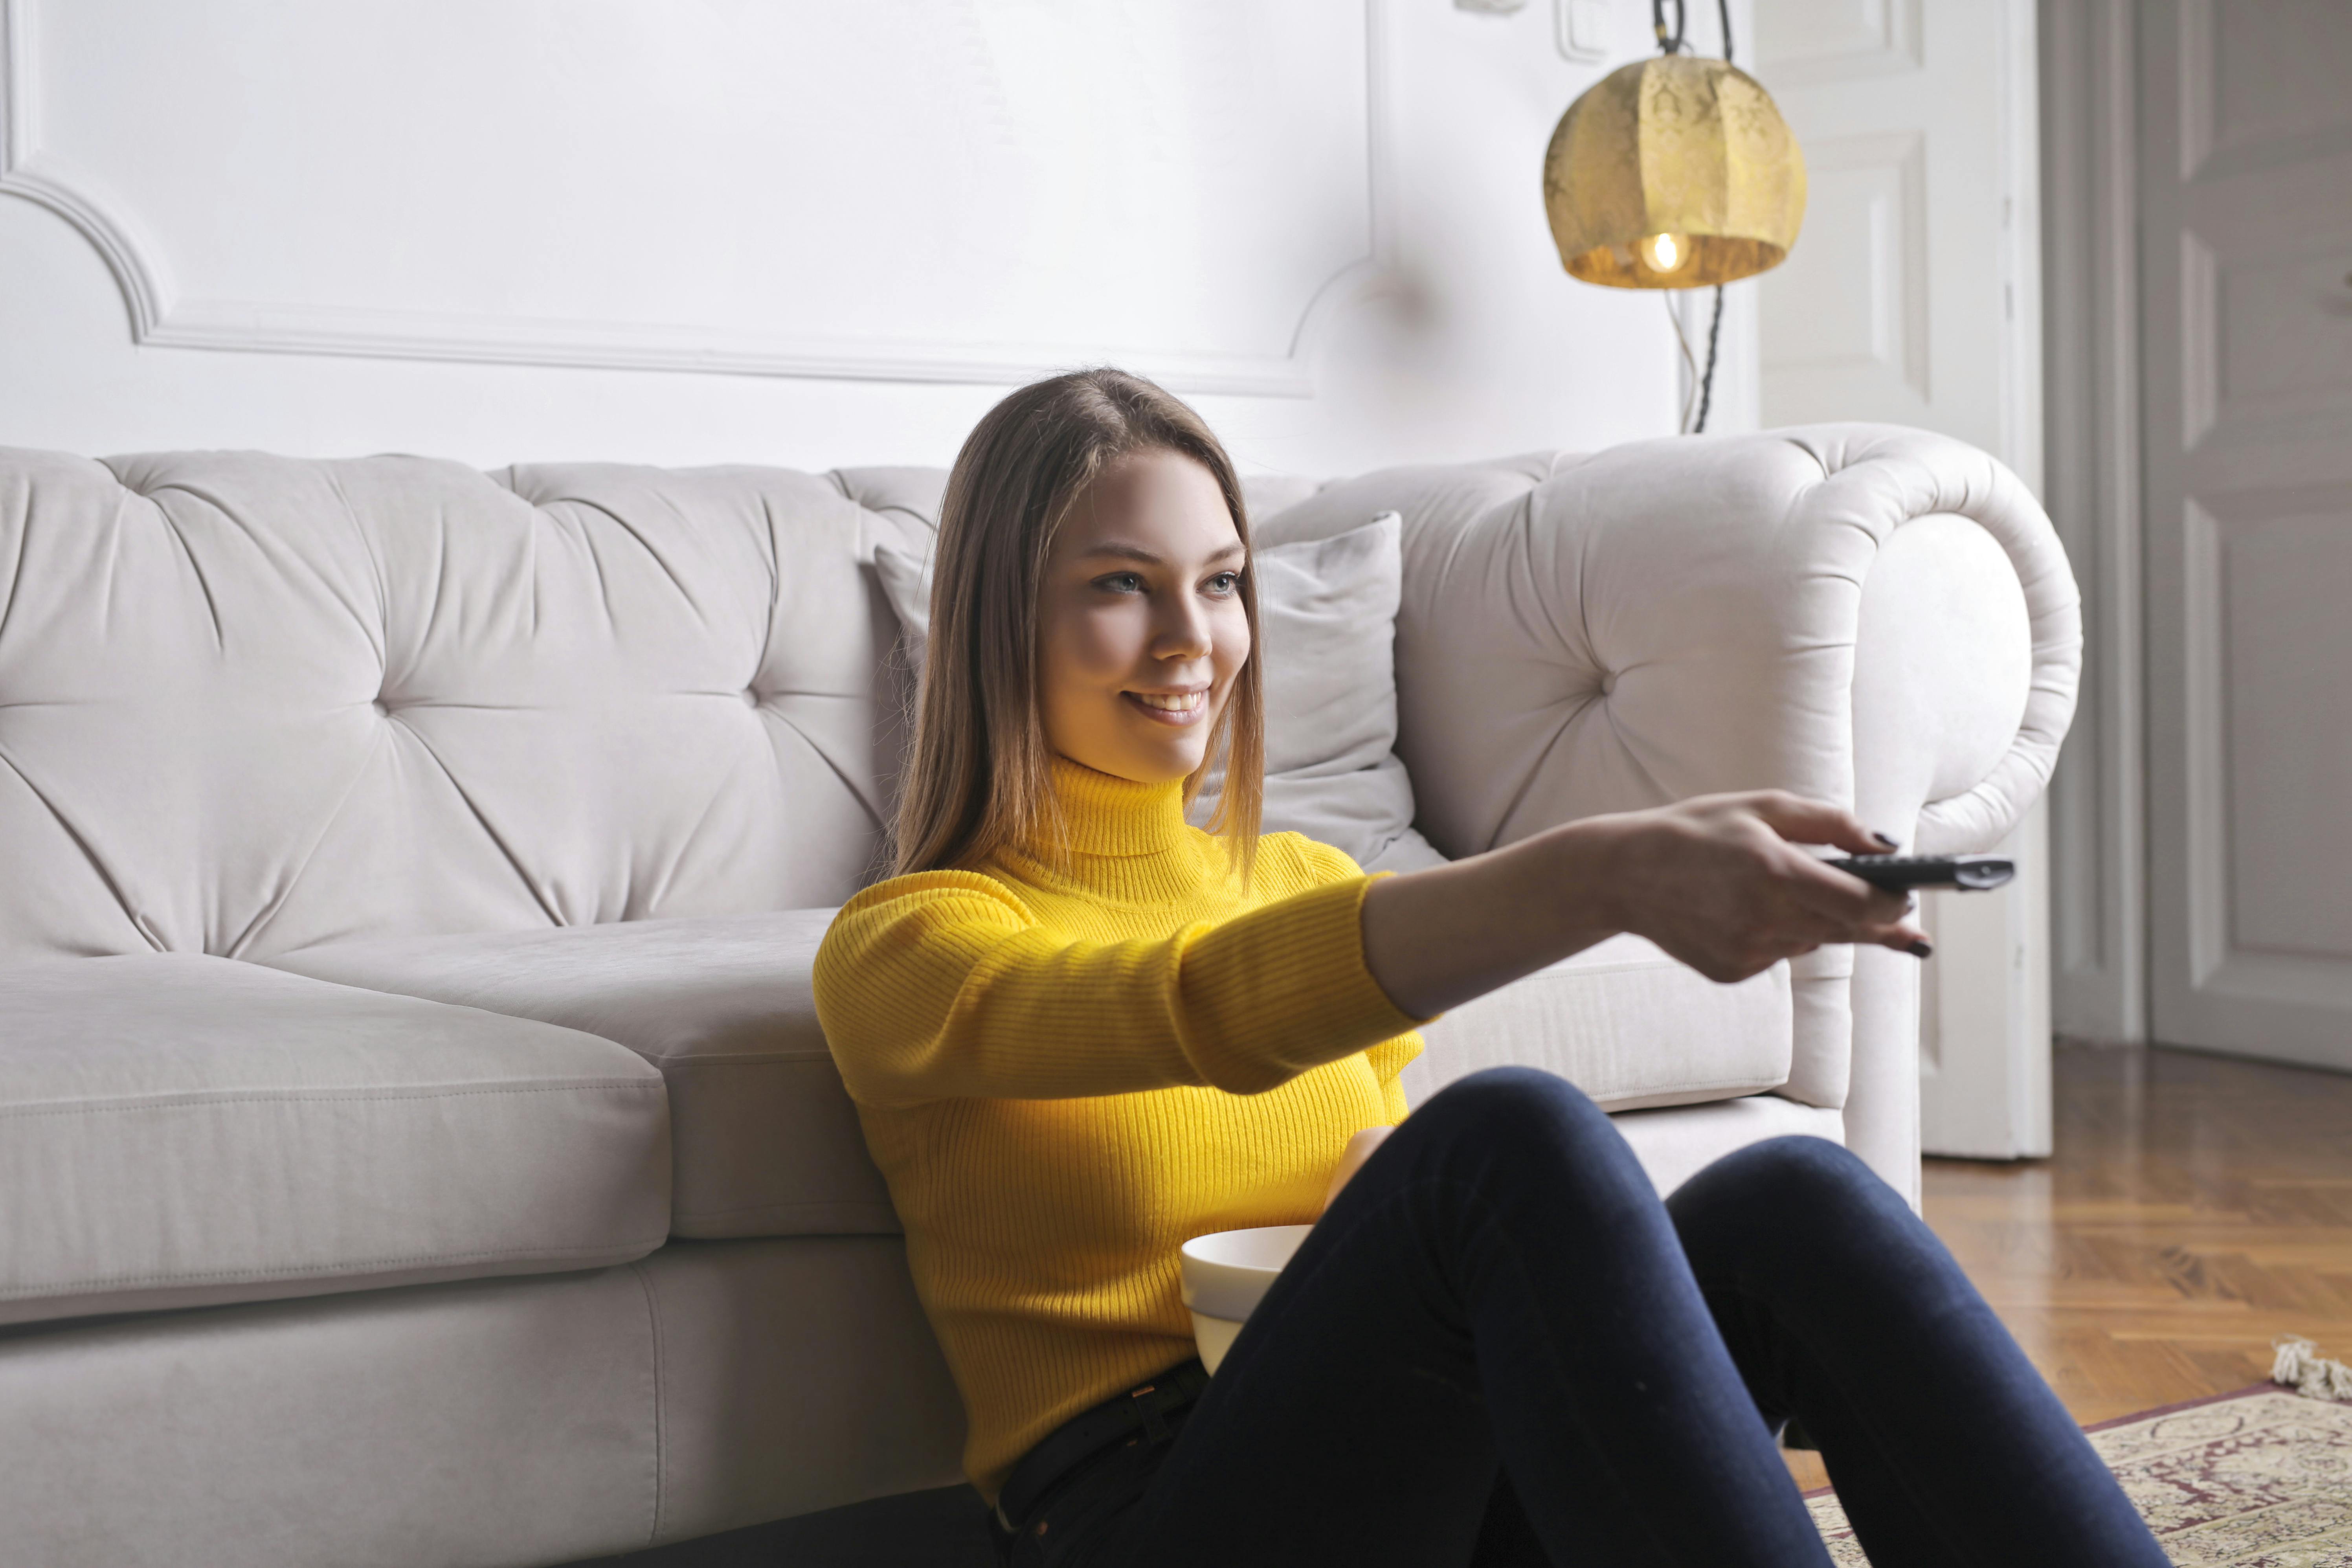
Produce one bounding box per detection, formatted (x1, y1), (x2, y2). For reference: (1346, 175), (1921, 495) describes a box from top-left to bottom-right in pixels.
(1593, 791), (1924, 984)
(1360, 791), (1930, 1019)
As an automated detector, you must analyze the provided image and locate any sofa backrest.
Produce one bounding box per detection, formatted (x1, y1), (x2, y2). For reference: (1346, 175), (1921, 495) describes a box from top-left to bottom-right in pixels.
(0, 450), (938, 963)
(0, 446), (1594, 965)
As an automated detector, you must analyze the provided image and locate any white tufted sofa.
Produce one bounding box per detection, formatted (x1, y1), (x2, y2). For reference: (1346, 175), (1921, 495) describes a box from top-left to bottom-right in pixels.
(0, 427), (2075, 1568)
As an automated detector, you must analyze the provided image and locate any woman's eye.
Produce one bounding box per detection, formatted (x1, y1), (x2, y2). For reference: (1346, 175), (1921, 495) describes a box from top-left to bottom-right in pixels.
(1204, 572), (1241, 596)
(1096, 572), (1145, 594)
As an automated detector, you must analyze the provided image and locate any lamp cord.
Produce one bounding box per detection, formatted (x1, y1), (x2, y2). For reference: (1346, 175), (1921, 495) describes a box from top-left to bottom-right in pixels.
(1664, 287), (1727, 436)
(1695, 285), (1725, 433)
(1665, 297), (1699, 431)
(1651, 0), (1683, 53)
(1651, 0), (1733, 61)
(1650, 0), (1734, 433)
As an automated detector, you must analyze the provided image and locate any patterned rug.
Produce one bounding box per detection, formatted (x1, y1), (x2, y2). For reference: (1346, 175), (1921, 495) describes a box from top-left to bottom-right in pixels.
(1807, 1386), (2352, 1566)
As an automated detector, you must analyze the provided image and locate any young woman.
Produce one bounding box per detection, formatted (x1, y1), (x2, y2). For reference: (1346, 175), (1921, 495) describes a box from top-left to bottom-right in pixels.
(812, 369), (2166, 1568)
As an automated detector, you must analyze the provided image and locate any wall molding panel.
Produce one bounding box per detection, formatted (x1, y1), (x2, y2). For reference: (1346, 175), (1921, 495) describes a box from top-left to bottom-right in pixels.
(0, 0), (1394, 395)
(0, 0), (1708, 480)
(0, 0), (171, 336)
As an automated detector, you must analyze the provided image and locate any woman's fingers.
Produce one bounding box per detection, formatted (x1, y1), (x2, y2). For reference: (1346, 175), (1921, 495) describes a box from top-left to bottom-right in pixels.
(1759, 850), (1926, 958)
(1735, 793), (1921, 937)
(1745, 911), (1930, 971)
(1876, 924), (1934, 957)
(1739, 791), (1902, 857)
(1772, 842), (1911, 926)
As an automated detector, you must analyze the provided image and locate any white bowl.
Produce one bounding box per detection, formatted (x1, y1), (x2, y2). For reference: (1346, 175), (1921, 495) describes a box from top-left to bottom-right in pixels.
(1177, 1224), (1310, 1373)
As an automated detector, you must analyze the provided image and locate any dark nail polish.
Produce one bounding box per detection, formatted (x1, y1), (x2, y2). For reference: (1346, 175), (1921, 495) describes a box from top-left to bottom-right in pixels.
(1907, 939), (1933, 959)
(1873, 830), (1900, 849)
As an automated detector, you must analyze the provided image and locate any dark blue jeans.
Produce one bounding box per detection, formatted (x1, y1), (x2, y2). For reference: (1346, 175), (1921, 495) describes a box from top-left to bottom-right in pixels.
(1004, 1068), (2168, 1568)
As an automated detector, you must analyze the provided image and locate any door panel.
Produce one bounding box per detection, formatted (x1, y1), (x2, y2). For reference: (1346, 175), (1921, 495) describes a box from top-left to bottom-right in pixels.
(1758, 130), (1931, 415)
(2186, 0), (2352, 179)
(1758, 0), (2030, 460)
(1756, 0), (1923, 87)
(2142, 0), (2352, 1071)
(2221, 500), (2352, 959)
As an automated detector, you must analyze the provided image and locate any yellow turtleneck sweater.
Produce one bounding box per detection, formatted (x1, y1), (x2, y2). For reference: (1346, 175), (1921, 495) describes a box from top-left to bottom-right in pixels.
(812, 759), (1428, 1498)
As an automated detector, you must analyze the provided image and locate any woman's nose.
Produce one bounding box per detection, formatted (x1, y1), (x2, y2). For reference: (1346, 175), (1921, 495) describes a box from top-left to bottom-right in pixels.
(1152, 594), (1213, 659)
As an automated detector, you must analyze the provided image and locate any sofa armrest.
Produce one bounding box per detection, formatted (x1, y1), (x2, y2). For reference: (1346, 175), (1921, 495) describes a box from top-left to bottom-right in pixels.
(1258, 425), (2081, 1195)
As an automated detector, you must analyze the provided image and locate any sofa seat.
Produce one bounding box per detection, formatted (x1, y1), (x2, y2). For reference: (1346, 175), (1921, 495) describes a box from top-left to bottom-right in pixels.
(0, 955), (670, 1330)
(0, 1235), (968, 1567)
(268, 910), (900, 1241)
(272, 917), (1793, 1247)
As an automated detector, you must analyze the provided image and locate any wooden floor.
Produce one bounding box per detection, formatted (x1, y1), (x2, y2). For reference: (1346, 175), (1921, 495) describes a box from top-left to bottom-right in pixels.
(1786, 1041), (2352, 1492)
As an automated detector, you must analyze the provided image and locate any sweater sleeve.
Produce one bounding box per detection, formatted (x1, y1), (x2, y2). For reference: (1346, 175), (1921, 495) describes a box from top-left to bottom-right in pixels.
(813, 868), (1429, 1109)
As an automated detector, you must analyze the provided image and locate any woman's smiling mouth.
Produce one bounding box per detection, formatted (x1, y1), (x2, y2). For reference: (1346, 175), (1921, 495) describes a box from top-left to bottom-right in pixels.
(1124, 688), (1210, 725)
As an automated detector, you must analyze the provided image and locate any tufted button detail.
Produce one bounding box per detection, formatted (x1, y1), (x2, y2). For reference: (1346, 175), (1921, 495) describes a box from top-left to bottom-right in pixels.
(1598, 670), (1618, 696)
(742, 688), (762, 707)
(371, 698), (391, 717)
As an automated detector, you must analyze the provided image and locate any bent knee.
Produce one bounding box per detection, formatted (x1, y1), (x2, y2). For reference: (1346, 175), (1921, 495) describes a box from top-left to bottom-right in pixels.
(1409, 1069), (1641, 1188)
(1415, 1067), (1604, 1143)
(1685, 1135), (1900, 1221)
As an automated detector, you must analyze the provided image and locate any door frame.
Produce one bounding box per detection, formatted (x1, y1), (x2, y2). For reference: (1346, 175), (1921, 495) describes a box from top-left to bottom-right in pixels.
(1755, 0), (2060, 1159)
(2040, 0), (2148, 1047)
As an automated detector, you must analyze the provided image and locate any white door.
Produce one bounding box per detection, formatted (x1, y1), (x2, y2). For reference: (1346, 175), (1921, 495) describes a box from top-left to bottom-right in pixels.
(1754, 0), (2053, 1157)
(2140, 0), (2352, 1074)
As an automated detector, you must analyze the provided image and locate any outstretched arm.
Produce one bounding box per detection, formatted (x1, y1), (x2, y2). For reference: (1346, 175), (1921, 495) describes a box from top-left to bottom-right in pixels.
(1360, 791), (1927, 1021)
(816, 870), (1425, 1108)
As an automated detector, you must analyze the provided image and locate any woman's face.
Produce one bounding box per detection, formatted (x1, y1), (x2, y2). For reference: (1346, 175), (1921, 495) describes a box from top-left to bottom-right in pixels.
(1038, 448), (1250, 786)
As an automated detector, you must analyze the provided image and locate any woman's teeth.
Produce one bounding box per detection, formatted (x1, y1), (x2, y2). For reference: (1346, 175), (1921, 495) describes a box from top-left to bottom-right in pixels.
(1125, 690), (1207, 723)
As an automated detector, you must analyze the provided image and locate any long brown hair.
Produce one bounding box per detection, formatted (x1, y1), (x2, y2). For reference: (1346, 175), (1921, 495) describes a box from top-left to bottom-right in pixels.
(893, 367), (1265, 879)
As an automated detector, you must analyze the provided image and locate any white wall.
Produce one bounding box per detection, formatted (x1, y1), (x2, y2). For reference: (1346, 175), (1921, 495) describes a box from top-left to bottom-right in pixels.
(0, 0), (1753, 477)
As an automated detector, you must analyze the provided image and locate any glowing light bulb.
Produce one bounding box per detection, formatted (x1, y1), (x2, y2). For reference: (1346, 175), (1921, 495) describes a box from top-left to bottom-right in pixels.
(1643, 232), (1688, 274)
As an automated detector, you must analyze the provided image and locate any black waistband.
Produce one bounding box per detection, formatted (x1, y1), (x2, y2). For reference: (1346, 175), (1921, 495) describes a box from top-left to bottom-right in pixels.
(995, 1359), (1210, 1531)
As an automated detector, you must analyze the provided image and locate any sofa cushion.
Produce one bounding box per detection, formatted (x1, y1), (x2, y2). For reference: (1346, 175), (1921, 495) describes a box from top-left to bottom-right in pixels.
(1403, 935), (1792, 1113)
(0, 954), (669, 1330)
(268, 910), (899, 1241)
(273, 915), (1789, 1248)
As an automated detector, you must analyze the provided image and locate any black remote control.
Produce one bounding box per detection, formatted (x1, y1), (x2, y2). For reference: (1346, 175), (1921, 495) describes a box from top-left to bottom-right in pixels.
(1825, 854), (2016, 891)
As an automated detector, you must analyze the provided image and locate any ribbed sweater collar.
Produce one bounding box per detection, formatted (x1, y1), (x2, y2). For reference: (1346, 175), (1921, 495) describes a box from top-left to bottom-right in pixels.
(1035, 755), (1192, 859)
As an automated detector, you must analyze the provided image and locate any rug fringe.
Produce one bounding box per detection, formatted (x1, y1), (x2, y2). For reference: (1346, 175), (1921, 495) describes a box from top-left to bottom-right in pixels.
(2273, 1336), (2352, 1402)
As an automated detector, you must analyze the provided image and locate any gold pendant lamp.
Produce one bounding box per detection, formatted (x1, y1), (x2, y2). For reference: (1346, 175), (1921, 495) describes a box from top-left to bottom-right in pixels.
(1540, 0), (1806, 428)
